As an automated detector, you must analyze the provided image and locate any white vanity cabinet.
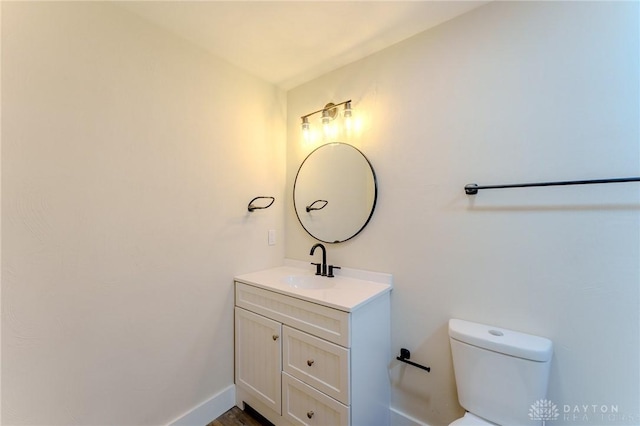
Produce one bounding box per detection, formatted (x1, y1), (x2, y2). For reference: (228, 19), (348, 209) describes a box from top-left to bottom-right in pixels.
(234, 264), (391, 426)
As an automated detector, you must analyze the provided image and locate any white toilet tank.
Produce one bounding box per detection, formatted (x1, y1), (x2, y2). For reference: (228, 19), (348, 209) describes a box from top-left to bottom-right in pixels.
(449, 319), (553, 426)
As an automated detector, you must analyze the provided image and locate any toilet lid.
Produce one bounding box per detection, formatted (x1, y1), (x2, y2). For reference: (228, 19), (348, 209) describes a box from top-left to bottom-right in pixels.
(449, 412), (497, 426)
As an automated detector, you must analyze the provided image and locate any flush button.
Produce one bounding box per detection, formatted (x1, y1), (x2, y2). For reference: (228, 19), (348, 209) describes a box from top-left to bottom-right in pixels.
(489, 329), (504, 337)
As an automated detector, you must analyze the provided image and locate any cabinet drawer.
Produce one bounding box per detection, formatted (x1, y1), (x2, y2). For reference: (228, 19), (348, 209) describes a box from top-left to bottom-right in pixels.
(282, 373), (349, 426)
(283, 326), (350, 405)
(235, 282), (350, 347)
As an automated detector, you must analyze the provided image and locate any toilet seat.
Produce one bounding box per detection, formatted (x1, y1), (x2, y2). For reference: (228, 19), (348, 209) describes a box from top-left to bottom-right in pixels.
(449, 412), (498, 426)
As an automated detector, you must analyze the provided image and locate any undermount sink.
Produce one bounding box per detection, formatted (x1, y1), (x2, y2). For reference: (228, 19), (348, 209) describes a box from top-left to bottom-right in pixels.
(282, 274), (335, 289)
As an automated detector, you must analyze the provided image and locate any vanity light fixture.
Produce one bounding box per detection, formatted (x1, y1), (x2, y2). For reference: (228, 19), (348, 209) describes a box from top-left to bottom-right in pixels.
(300, 100), (353, 139)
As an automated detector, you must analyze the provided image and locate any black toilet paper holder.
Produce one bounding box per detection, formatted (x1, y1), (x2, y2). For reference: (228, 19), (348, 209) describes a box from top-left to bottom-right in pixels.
(396, 348), (430, 372)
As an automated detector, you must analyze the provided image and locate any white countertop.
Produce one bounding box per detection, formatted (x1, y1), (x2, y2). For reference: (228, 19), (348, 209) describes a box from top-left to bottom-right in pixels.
(234, 259), (392, 312)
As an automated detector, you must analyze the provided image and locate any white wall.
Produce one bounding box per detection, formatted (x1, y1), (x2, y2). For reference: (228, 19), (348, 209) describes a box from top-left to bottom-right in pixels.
(286, 2), (639, 425)
(2, 2), (285, 425)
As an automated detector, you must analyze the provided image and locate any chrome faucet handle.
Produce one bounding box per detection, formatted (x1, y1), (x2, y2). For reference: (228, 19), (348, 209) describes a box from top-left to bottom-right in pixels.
(327, 265), (341, 278)
(310, 262), (322, 275)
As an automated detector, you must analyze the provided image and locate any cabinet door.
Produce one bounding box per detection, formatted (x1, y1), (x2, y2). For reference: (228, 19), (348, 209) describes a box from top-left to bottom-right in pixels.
(235, 307), (282, 414)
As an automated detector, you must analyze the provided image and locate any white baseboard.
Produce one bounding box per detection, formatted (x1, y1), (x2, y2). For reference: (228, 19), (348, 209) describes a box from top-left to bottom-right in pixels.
(167, 387), (430, 426)
(167, 386), (428, 426)
(168, 384), (236, 426)
(390, 406), (431, 426)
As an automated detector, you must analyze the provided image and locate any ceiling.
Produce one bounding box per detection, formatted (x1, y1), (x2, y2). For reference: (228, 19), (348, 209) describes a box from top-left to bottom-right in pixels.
(119, 1), (489, 90)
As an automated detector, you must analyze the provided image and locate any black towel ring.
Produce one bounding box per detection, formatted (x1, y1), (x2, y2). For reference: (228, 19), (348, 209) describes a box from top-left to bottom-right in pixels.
(306, 199), (328, 212)
(248, 196), (275, 212)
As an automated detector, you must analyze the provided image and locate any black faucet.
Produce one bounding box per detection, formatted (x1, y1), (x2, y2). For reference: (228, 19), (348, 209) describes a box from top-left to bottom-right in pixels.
(310, 243), (327, 276)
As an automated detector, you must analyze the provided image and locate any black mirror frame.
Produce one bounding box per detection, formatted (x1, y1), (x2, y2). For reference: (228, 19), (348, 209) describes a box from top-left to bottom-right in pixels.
(293, 142), (378, 244)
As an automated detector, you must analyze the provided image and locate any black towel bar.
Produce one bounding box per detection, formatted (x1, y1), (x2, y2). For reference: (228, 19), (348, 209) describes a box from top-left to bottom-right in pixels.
(465, 177), (640, 195)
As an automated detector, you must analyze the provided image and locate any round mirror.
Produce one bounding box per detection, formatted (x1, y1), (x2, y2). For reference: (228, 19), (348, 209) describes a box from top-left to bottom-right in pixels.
(293, 142), (377, 243)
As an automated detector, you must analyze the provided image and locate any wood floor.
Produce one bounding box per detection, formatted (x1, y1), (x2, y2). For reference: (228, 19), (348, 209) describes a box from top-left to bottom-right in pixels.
(207, 406), (273, 426)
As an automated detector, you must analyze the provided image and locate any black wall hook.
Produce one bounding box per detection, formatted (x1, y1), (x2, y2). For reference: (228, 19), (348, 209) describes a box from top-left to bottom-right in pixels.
(248, 196), (275, 212)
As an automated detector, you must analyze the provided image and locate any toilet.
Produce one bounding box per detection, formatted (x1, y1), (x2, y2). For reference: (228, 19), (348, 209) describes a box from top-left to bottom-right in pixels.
(448, 319), (553, 426)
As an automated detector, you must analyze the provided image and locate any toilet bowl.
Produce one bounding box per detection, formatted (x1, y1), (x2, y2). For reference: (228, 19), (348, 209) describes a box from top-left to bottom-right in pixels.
(448, 319), (553, 426)
(449, 412), (497, 426)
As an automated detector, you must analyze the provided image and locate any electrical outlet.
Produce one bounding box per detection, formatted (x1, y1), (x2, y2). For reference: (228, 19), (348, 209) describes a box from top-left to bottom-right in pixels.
(268, 229), (276, 246)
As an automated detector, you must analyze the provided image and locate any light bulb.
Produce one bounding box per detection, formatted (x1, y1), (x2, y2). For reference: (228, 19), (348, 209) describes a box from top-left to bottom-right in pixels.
(343, 102), (352, 118)
(343, 101), (353, 132)
(322, 109), (331, 136)
(301, 117), (310, 142)
(321, 109), (331, 125)
(301, 116), (310, 131)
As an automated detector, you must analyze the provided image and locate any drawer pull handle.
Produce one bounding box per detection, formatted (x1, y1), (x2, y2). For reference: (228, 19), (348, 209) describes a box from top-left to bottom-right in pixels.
(272, 335), (279, 341)
(307, 359), (314, 366)
(307, 411), (314, 419)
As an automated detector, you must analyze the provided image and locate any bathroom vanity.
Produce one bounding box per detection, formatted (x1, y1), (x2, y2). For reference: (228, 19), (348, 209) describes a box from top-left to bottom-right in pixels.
(234, 260), (392, 426)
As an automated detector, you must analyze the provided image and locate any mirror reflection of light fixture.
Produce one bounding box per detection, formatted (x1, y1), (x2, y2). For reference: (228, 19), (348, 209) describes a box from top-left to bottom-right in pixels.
(300, 100), (353, 139)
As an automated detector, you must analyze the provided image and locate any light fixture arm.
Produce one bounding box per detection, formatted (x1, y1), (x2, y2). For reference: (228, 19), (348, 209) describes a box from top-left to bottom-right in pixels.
(300, 99), (352, 120)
